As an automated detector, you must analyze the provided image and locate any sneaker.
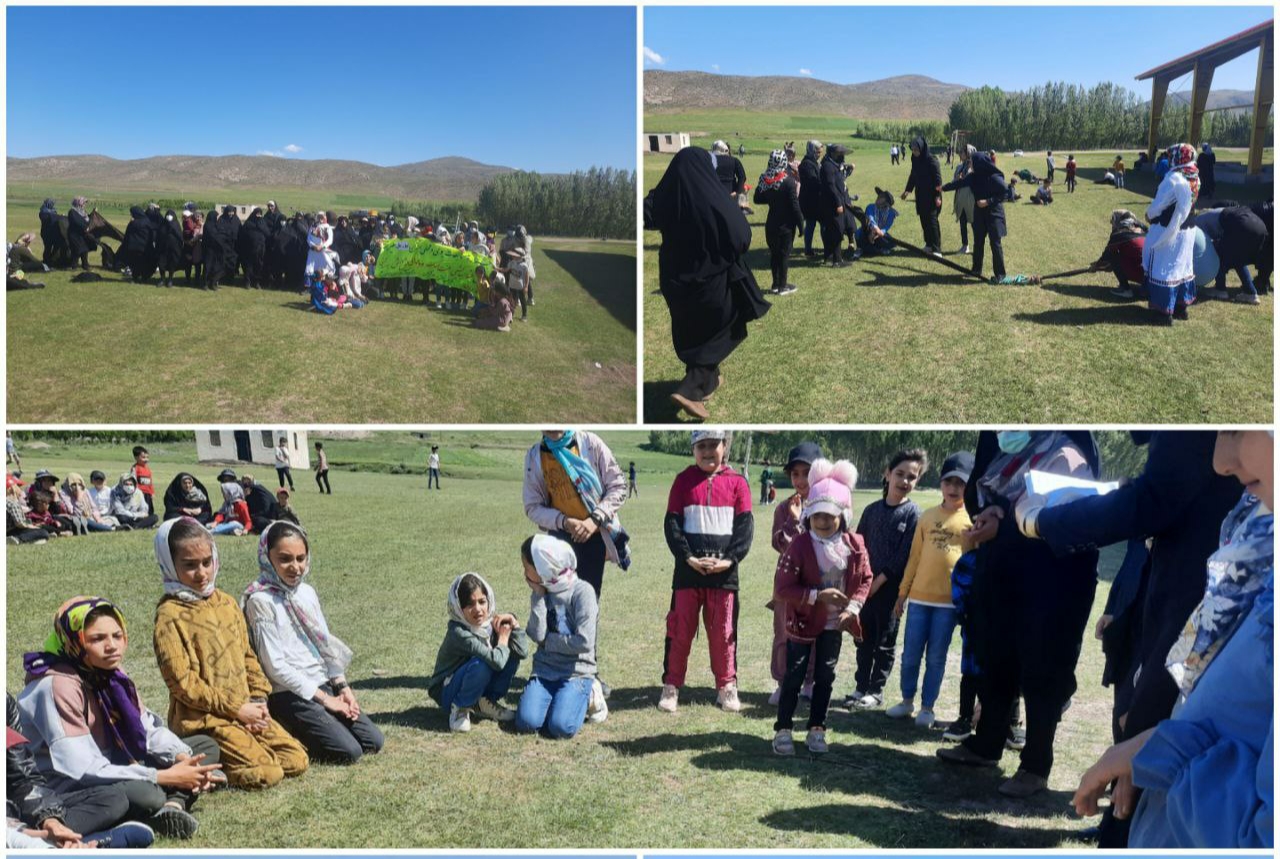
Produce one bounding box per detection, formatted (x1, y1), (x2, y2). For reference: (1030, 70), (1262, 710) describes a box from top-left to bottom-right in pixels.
(805, 727), (829, 754)
(885, 699), (915, 719)
(914, 708), (936, 729)
(88, 821), (155, 849)
(768, 685), (782, 706)
(853, 692), (883, 710)
(998, 768), (1048, 798)
(476, 697), (516, 723)
(586, 679), (609, 723)
(448, 703), (473, 732)
(1006, 723), (1027, 750)
(842, 689), (867, 709)
(7, 536), (18, 545)
(942, 716), (974, 741)
(800, 681), (814, 700)
(772, 729), (795, 756)
(1203, 287), (1230, 300)
(959, 244), (971, 254)
(1109, 288), (1135, 299)
(150, 804), (199, 839)
(528, 298), (536, 306)
(773, 283), (797, 295)
(657, 684), (679, 712)
(936, 743), (1000, 767)
(717, 683), (741, 712)
(1233, 293), (1261, 305)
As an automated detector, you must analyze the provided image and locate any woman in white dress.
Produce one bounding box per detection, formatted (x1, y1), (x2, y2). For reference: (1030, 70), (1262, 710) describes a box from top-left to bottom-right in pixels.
(1143, 143), (1200, 326)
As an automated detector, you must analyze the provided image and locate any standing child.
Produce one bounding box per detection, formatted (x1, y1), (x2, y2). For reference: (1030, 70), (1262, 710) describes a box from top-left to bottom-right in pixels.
(313, 442), (330, 495)
(273, 438), (294, 491)
(759, 461), (773, 505)
(1065, 155), (1077, 193)
(768, 442), (821, 704)
(7, 432), (20, 471)
(472, 265), (491, 316)
(886, 452), (974, 728)
(130, 447), (155, 517)
(515, 535), (601, 739)
(428, 572), (528, 733)
(1112, 155), (1126, 189)
(427, 446), (441, 490)
(772, 459), (873, 755)
(658, 430), (753, 713)
(627, 462), (639, 498)
(152, 519), (309, 789)
(845, 449), (926, 710)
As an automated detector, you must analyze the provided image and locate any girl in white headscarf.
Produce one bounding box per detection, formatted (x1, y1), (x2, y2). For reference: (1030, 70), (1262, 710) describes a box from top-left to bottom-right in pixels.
(305, 213), (339, 277)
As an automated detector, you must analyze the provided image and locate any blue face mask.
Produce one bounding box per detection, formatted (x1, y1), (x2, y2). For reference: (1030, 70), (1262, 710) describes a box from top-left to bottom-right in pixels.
(996, 431), (1032, 454)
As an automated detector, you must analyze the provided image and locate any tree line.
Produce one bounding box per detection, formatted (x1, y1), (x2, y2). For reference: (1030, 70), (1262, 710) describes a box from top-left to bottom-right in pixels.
(476, 167), (635, 239)
(646, 430), (1151, 489)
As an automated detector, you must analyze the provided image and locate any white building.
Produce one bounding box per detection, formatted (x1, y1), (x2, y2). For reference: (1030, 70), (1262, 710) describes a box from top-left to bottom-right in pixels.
(195, 429), (310, 470)
(643, 133), (690, 154)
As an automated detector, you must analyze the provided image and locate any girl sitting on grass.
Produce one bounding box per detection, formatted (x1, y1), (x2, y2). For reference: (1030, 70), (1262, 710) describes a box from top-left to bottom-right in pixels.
(428, 573), (528, 733)
(208, 483), (249, 536)
(243, 522), (384, 762)
(153, 518), (309, 790)
(18, 597), (224, 839)
(514, 535), (602, 739)
(474, 274), (513, 333)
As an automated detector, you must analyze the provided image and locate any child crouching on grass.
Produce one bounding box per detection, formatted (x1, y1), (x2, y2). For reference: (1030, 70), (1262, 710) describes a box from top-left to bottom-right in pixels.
(659, 430), (753, 714)
(514, 535), (603, 739)
(772, 459), (872, 755)
(473, 274), (513, 333)
(428, 573), (528, 733)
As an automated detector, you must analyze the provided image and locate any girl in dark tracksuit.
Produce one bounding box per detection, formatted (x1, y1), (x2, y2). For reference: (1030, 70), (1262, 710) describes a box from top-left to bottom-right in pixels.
(754, 150), (805, 295)
(944, 152), (1008, 281)
(903, 136), (944, 252)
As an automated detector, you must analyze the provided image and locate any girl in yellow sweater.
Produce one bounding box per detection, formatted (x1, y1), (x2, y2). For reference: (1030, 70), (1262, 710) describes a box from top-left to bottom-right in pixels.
(886, 452), (974, 728)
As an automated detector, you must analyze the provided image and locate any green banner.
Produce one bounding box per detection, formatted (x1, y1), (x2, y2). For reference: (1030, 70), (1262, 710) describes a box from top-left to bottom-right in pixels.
(372, 238), (493, 294)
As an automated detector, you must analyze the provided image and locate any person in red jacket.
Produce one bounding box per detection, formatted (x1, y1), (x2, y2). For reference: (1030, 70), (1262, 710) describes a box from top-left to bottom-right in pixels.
(1091, 210), (1148, 300)
(209, 482), (251, 536)
(130, 446), (155, 516)
(772, 458), (872, 756)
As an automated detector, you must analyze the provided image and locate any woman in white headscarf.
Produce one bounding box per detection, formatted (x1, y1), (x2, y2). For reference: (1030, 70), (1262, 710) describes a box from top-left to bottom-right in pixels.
(305, 213), (339, 278)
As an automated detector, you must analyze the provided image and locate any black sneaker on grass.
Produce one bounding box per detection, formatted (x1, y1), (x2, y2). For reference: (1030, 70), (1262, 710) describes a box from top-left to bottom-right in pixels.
(941, 716), (973, 741)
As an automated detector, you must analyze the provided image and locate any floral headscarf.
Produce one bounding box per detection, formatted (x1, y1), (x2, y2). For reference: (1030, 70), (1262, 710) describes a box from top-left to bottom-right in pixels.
(155, 517), (219, 602)
(22, 596), (147, 763)
(530, 534), (578, 594)
(758, 149), (789, 190)
(1166, 142), (1201, 206)
(243, 521), (353, 675)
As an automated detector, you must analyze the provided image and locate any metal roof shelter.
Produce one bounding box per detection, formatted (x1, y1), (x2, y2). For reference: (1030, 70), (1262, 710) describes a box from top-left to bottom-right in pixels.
(1136, 19), (1273, 175)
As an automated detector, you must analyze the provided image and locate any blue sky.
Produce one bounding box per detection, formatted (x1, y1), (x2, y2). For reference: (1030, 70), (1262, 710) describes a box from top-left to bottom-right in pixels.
(7, 6), (635, 172)
(645, 7), (1272, 96)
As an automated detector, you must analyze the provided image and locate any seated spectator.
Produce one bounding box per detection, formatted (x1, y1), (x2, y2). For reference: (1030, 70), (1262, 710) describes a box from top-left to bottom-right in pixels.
(162, 474), (213, 524)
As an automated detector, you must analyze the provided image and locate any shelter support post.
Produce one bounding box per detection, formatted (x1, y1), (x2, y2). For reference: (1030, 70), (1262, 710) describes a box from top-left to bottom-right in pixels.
(1249, 30), (1273, 176)
(1147, 76), (1170, 162)
(1189, 60), (1215, 146)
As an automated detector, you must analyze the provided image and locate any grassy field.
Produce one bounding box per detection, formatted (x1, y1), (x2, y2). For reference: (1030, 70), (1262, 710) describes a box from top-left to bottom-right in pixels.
(7, 194), (636, 423)
(643, 112), (1273, 423)
(7, 433), (1129, 849)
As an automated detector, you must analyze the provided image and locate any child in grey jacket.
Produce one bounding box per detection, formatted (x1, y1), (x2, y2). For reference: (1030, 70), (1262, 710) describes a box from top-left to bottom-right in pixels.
(514, 535), (603, 738)
(428, 573), (529, 733)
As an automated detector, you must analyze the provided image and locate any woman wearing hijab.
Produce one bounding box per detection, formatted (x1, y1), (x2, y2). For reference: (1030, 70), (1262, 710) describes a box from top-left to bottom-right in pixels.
(937, 431), (1101, 799)
(218, 207), (241, 282)
(242, 522), (384, 763)
(108, 474), (157, 530)
(305, 212), (338, 279)
(1092, 210), (1148, 299)
(797, 141), (824, 257)
(209, 482), (250, 535)
(902, 136), (944, 255)
(17, 596), (224, 838)
(66, 198), (96, 272)
(950, 146), (977, 254)
(1195, 143), (1217, 201)
(943, 151), (1008, 281)
(1144, 143), (1201, 325)
(162, 473), (213, 523)
(121, 206), (156, 284)
(238, 208), (268, 289)
(39, 198), (69, 269)
(59, 473), (117, 533)
(332, 216), (360, 267)
(183, 211), (204, 285)
(516, 225), (536, 306)
(153, 209), (184, 288)
(200, 210), (227, 290)
(643, 146), (771, 420)
(1073, 430), (1273, 848)
(753, 149), (804, 296)
(818, 144), (857, 267)
(1196, 203), (1269, 306)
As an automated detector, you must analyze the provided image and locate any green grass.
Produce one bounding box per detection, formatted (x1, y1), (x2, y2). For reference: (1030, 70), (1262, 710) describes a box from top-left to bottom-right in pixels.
(8, 433), (1127, 848)
(643, 113), (1273, 423)
(7, 199), (636, 423)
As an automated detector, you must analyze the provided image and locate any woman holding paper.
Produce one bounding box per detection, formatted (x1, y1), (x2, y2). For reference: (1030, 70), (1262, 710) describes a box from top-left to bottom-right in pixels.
(935, 431), (1099, 799)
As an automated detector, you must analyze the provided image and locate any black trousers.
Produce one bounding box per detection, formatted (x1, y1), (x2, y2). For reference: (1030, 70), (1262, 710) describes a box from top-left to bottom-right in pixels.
(853, 588), (899, 695)
(958, 211), (969, 247)
(276, 467), (294, 489)
(676, 365), (721, 402)
(775, 630), (842, 731)
(113, 734), (221, 821)
(9, 526), (50, 543)
(267, 684), (384, 764)
(315, 469), (330, 493)
(819, 214), (843, 262)
(766, 226), (794, 290)
(971, 213), (1005, 279)
(551, 529), (606, 598)
(917, 207), (942, 250)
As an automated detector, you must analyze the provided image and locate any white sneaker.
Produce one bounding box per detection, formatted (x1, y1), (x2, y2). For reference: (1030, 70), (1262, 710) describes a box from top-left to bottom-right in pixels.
(657, 684), (679, 712)
(586, 678), (609, 723)
(915, 708), (936, 729)
(772, 729), (795, 756)
(717, 683), (741, 712)
(476, 697), (516, 723)
(885, 699), (915, 719)
(855, 693), (883, 710)
(448, 704), (472, 732)
(768, 685), (782, 705)
(806, 727), (829, 754)
(960, 245), (971, 254)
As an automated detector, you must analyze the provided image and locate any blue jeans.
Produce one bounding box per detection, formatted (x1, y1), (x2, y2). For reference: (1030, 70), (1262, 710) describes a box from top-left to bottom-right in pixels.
(440, 656), (521, 710)
(1217, 264), (1257, 297)
(899, 603), (957, 708)
(86, 520), (116, 532)
(514, 674), (591, 739)
(803, 218), (818, 253)
(209, 521), (243, 535)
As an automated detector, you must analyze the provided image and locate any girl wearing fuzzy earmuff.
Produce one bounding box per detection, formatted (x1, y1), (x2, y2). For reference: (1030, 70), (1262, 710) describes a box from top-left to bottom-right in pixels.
(771, 458), (872, 757)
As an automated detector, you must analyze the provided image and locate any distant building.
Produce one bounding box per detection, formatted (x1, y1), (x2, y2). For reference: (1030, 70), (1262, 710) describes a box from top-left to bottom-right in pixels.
(195, 429), (309, 470)
(643, 133), (690, 154)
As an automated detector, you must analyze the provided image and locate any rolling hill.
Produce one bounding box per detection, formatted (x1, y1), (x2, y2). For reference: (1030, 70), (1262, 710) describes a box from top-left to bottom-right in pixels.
(645, 70), (970, 120)
(5, 154), (517, 201)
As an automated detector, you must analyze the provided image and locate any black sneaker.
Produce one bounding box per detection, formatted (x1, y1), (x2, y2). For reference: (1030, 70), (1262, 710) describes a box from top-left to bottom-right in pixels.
(1006, 723), (1027, 751)
(151, 804), (199, 839)
(775, 283), (798, 295)
(942, 716), (974, 741)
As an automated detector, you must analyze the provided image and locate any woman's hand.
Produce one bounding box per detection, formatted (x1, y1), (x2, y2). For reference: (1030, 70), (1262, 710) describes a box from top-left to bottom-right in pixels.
(965, 507), (1003, 545)
(977, 199), (989, 208)
(1072, 728), (1155, 818)
(900, 191), (910, 201)
(156, 753), (222, 791)
(1094, 614), (1113, 641)
(565, 516), (598, 543)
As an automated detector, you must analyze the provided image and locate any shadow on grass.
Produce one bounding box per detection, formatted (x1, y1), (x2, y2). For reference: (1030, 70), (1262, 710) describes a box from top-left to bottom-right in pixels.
(761, 803), (1080, 848)
(1012, 305), (1158, 327)
(1038, 282), (1139, 303)
(643, 380), (687, 423)
(542, 248), (637, 331)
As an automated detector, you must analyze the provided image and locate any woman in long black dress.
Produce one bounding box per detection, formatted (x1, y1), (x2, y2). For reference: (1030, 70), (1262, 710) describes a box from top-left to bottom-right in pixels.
(39, 198), (69, 268)
(644, 146), (770, 421)
(66, 197), (97, 271)
(156, 209), (185, 287)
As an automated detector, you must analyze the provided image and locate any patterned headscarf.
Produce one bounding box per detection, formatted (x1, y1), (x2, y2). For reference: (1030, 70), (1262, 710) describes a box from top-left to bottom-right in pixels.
(531, 534), (578, 594)
(243, 521), (353, 675)
(155, 517), (219, 602)
(1167, 143), (1201, 206)
(71, 197), (89, 216)
(1110, 209), (1147, 240)
(758, 149), (789, 190)
(446, 572), (497, 638)
(22, 597), (147, 764)
(1165, 493), (1273, 695)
